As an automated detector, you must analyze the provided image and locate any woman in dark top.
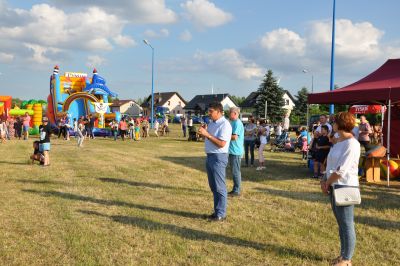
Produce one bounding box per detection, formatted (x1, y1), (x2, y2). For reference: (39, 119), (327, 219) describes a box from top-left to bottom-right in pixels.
(14, 117), (23, 139)
(313, 125), (331, 178)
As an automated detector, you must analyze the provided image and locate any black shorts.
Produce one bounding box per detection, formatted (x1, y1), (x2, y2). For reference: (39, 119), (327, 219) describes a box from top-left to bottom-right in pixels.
(315, 151), (329, 163)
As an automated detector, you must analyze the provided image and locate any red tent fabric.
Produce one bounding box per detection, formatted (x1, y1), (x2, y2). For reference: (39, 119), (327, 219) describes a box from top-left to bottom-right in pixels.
(308, 59), (400, 105)
(383, 106), (400, 158)
(307, 59), (400, 157)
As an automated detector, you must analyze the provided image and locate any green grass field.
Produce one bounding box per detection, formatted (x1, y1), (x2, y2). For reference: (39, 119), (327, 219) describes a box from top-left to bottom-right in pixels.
(0, 125), (399, 265)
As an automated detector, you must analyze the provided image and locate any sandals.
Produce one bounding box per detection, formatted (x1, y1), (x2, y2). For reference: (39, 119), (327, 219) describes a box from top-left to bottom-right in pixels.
(331, 256), (342, 265)
(333, 259), (352, 266)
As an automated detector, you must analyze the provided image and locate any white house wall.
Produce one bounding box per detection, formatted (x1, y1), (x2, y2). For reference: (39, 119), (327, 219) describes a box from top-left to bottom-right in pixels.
(221, 97), (238, 110)
(117, 101), (143, 116)
(162, 93), (186, 115)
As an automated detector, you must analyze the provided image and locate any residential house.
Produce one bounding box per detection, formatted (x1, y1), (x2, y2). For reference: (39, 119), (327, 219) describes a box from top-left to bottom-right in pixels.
(240, 90), (296, 116)
(184, 94), (237, 116)
(141, 92), (187, 116)
(110, 100), (142, 116)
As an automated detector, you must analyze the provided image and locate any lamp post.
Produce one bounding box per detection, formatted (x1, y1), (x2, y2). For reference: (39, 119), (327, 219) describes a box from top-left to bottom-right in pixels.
(264, 100), (268, 121)
(143, 39), (155, 129)
(302, 69), (314, 93)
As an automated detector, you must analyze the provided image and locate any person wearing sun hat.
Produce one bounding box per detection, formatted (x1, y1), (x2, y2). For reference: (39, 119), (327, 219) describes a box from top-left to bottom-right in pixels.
(39, 117), (52, 166)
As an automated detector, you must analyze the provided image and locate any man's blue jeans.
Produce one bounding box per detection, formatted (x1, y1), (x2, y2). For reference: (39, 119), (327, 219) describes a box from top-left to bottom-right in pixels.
(229, 154), (242, 194)
(330, 192), (356, 260)
(206, 153), (228, 218)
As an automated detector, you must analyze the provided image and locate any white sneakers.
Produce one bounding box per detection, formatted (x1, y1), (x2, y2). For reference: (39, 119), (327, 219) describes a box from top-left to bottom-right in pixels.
(256, 166), (266, 171)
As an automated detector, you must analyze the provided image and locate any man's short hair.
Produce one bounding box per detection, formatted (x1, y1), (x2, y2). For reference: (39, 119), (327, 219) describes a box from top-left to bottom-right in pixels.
(229, 107), (240, 114)
(320, 114), (327, 119)
(321, 125), (329, 132)
(209, 102), (223, 113)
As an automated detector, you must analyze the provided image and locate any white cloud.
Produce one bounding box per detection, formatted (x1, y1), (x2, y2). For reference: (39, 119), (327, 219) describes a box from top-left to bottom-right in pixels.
(0, 3), (127, 64)
(261, 28), (306, 56)
(0, 52), (14, 63)
(50, 0), (178, 24)
(179, 29), (192, 42)
(24, 43), (61, 64)
(181, 0), (233, 28)
(308, 19), (383, 60)
(245, 18), (399, 76)
(144, 28), (170, 38)
(86, 55), (106, 68)
(113, 35), (136, 47)
(194, 49), (263, 80)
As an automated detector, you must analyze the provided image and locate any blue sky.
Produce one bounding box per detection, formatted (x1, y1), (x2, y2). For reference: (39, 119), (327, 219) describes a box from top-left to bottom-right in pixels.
(0, 0), (399, 102)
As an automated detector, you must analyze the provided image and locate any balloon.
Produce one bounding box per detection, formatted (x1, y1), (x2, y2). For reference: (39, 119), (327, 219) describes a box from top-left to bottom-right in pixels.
(380, 160), (399, 179)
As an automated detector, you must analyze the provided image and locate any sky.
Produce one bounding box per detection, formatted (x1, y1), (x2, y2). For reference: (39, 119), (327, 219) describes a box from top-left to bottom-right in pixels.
(0, 0), (399, 102)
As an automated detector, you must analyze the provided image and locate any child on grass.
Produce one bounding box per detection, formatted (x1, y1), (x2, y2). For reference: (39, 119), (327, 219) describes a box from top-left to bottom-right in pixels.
(134, 120), (141, 141)
(301, 136), (308, 160)
(0, 118), (6, 143)
(30, 141), (43, 164)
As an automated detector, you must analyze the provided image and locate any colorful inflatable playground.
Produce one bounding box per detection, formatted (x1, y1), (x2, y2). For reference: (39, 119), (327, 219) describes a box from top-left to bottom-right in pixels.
(0, 66), (121, 137)
(46, 66), (121, 136)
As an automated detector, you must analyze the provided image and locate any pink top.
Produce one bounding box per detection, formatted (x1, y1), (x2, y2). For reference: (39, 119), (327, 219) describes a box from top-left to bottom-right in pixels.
(23, 116), (31, 127)
(119, 121), (127, 130)
(302, 137), (308, 152)
(358, 122), (371, 142)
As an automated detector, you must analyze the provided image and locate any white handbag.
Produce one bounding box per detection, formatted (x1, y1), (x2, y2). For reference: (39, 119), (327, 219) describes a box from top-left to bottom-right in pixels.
(333, 184), (361, 206)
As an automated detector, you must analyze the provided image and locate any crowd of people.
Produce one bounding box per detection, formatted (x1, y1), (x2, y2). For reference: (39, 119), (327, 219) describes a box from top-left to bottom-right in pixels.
(196, 104), (367, 266)
(2, 104), (380, 265)
(0, 112), (32, 143)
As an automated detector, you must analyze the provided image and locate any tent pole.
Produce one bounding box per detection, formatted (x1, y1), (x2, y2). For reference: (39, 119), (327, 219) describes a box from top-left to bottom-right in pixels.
(381, 105), (385, 145)
(386, 99), (391, 187)
(306, 104), (310, 166)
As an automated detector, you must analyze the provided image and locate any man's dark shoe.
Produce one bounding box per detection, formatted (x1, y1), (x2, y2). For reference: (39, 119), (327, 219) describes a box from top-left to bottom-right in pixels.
(209, 216), (226, 222)
(228, 191), (240, 197)
(205, 213), (217, 219)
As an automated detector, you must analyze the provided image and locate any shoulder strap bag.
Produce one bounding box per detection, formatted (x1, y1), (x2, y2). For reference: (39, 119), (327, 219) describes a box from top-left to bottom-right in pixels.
(333, 184), (361, 206)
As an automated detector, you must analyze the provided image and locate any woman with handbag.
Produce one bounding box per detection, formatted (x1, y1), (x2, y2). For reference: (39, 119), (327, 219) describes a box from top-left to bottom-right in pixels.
(321, 112), (361, 266)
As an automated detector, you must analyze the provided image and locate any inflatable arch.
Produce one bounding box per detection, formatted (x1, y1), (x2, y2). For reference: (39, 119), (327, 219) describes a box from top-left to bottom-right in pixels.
(63, 92), (99, 112)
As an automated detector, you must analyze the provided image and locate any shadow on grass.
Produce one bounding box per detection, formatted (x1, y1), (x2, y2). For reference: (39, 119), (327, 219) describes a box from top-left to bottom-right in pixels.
(0, 160), (29, 165)
(160, 156), (205, 173)
(160, 156), (310, 182)
(255, 187), (326, 203)
(15, 179), (67, 185)
(22, 189), (205, 219)
(255, 187), (400, 211)
(356, 215), (400, 231)
(97, 177), (204, 193)
(78, 209), (324, 261)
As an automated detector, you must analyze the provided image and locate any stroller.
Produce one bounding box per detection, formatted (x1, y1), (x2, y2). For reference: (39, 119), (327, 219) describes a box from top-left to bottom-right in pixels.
(271, 131), (289, 152)
(188, 125), (199, 141)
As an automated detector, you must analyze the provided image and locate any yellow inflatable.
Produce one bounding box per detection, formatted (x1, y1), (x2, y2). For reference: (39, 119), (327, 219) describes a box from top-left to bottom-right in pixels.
(380, 160), (400, 179)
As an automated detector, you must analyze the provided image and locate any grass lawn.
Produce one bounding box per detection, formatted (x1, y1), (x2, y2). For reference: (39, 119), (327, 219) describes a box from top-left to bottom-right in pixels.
(0, 124), (399, 265)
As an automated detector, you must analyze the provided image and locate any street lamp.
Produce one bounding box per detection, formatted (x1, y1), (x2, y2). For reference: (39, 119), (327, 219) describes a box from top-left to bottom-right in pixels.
(302, 69), (314, 93)
(143, 39), (155, 129)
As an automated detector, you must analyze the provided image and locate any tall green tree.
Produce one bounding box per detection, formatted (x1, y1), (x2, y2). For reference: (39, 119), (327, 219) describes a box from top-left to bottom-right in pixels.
(293, 87), (309, 117)
(254, 70), (285, 123)
(230, 95), (246, 106)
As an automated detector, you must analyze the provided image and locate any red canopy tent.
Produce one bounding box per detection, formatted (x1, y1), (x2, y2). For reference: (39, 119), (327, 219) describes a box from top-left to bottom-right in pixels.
(308, 59), (400, 186)
(309, 59), (400, 105)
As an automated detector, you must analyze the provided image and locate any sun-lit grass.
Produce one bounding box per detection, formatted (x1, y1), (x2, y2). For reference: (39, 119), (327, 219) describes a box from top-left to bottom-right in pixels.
(0, 124), (399, 265)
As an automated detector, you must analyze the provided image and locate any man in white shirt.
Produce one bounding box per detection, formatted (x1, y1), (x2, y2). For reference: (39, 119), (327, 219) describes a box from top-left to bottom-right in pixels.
(198, 102), (232, 221)
(316, 115), (333, 135)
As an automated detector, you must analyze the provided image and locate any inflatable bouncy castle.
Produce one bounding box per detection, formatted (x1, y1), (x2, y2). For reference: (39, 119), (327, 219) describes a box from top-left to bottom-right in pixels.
(47, 66), (121, 135)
